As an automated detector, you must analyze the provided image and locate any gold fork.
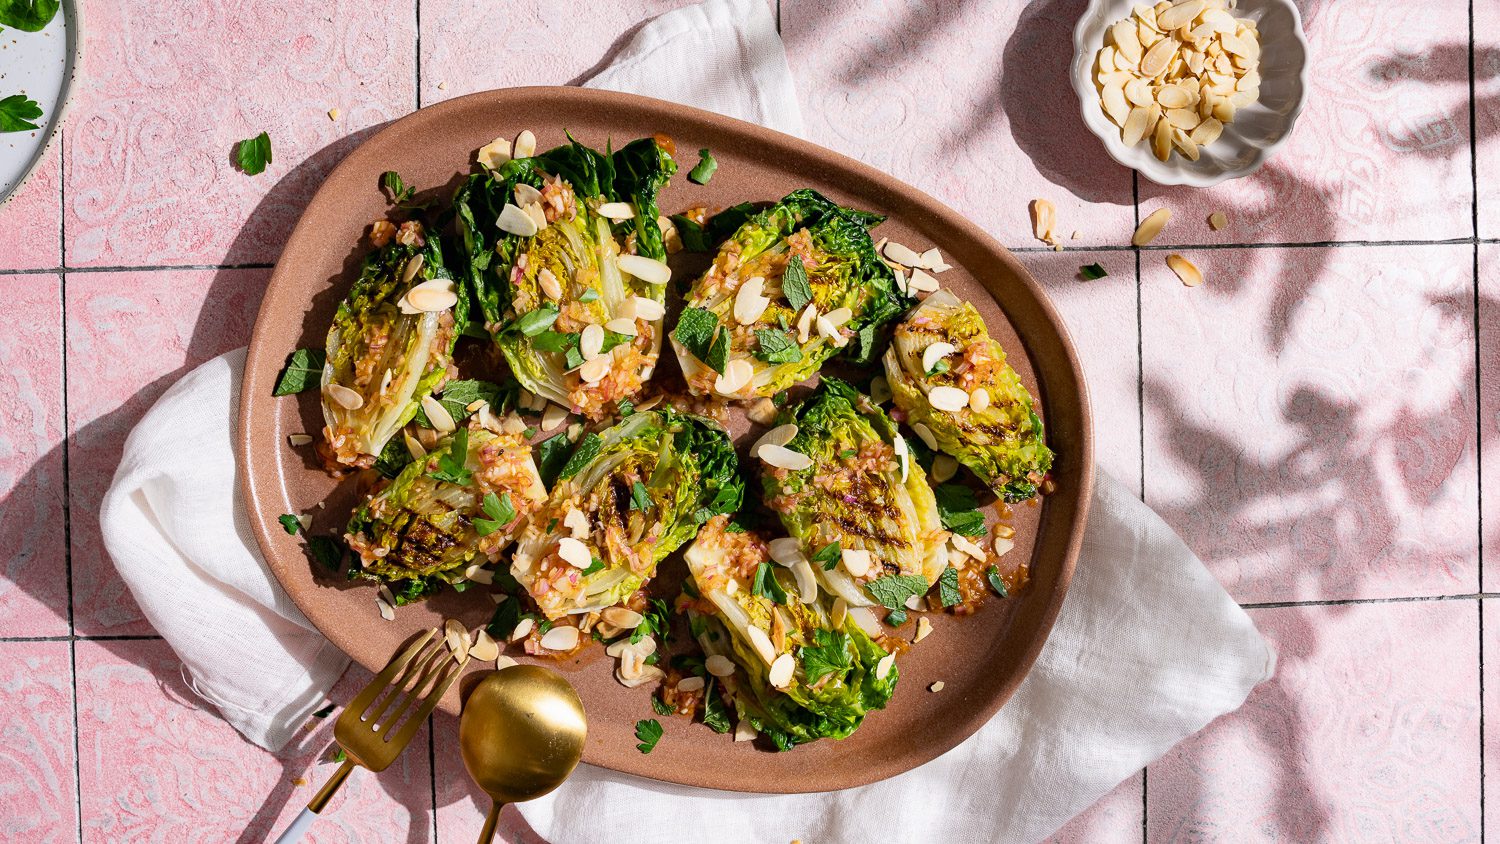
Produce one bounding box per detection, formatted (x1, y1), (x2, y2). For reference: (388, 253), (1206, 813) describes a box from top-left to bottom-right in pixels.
(273, 629), (468, 842)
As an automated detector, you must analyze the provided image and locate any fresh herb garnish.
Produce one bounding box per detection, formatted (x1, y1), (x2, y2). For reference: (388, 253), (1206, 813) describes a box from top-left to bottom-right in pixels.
(630, 481), (651, 511)
(312, 703), (336, 719)
(751, 562), (788, 604)
(799, 628), (852, 684)
(687, 148), (717, 185)
(633, 598), (672, 645)
(378, 170), (431, 209)
(272, 348), (326, 396)
(723, 520), (747, 534)
(536, 433), (575, 486)
(0, 93), (42, 132)
(474, 492), (517, 536)
(426, 428), (472, 485)
(617, 399), (634, 417)
(328, 746), (347, 763)
(233, 131), (273, 176)
(781, 255), (813, 312)
(278, 514), (302, 535)
(0, 1), (61, 31)
(512, 305), (561, 336)
(673, 307), (728, 374)
(634, 719), (664, 754)
(415, 379), (513, 427)
(810, 541), (841, 571)
(532, 329), (579, 354)
(650, 695), (673, 717)
(863, 574), (931, 609)
(486, 598), (521, 640)
(927, 359), (950, 377)
(374, 436), (413, 479)
(578, 288), (600, 303)
(582, 557), (605, 576)
(934, 484), (988, 538)
(753, 329), (802, 365)
(985, 565), (1010, 597)
(307, 536), (345, 572)
(559, 433), (602, 481)
(885, 607), (908, 626)
(1080, 262), (1108, 280)
(702, 680), (732, 733)
(936, 565), (962, 607)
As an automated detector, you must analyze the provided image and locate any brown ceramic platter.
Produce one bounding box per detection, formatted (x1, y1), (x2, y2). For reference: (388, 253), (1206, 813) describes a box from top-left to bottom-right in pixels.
(239, 86), (1093, 793)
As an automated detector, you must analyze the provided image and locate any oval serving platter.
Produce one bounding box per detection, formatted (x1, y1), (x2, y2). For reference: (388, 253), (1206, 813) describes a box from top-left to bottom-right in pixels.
(239, 86), (1093, 793)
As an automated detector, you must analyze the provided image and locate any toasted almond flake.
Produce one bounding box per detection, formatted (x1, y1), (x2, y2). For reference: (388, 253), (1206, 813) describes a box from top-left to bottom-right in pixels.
(968, 388), (992, 414)
(929, 681), (945, 693)
(404, 431), (427, 461)
(287, 433), (314, 446)
(512, 129), (537, 159)
(931, 454), (959, 484)
(1029, 198), (1056, 245)
(497, 203), (538, 237)
(714, 358), (754, 396)
(793, 558), (819, 602)
(882, 240), (923, 267)
(676, 675), (706, 693)
(706, 654), (736, 678)
(753, 423), (798, 454)
(1167, 254), (1204, 287)
(1139, 37), (1176, 77)
(870, 375), (893, 405)
(922, 341), (955, 374)
(911, 422), (939, 451)
(893, 433), (910, 482)
(917, 248), (949, 272)
(995, 522), (1016, 540)
(604, 317), (638, 337)
(596, 201), (635, 220)
(724, 578), (739, 595)
(563, 508), (590, 540)
(601, 607), (644, 630)
(1151, 116), (1173, 161)
(445, 619), (469, 659)
(501, 413), (527, 434)
(495, 655), (519, 671)
(1208, 211), (1228, 230)
(758, 443), (813, 471)
(872, 653), (895, 680)
(406, 286), (458, 313)
(907, 267), (940, 293)
(951, 533), (987, 561)
(538, 403), (567, 432)
(1101, 79), (1130, 126)
(745, 397), (777, 426)
(1122, 105), (1154, 147)
(1156, 84), (1191, 110)
(631, 296), (665, 321)
(556, 537), (592, 569)
(733, 276), (770, 325)
(905, 594), (926, 611)
(1191, 117), (1225, 146)
(524, 202), (548, 232)
(617, 254), (671, 285)
(469, 630), (500, 662)
(814, 315), (840, 343)
(1125, 77), (1154, 107)
(994, 536), (1016, 556)
(507, 186), (541, 211)
(376, 597), (395, 621)
(1133, 207), (1172, 246)
(915, 616), (933, 643)
(325, 383), (365, 411)
(510, 617), (535, 642)
(579, 354), (611, 385)
(796, 303), (818, 343)
(537, 267), (563, 300)
(768, 538), (804, 566)
(1173, 127), (1201, 161)
(733, 719), (758, 742)
(928, 385), (970, 413)
(1156, 0), (1203, 29)
(747, 625), (776, 665)
(540, 625), (580, 651)
(1219, 31), (1254, 58)
(421, 395), (456, 433)
(1228, 88), (1257, 108)
(464, 564), (495, 585)
(768, 653), (795, 689)
(840, 548), (873, 578)
(477, 137), (512, 170)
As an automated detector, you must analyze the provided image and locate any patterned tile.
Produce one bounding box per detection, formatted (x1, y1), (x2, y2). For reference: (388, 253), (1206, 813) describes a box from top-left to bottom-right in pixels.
(1481, 245), (1499, 590)
(0, 143), (62, 271)
(419, 0), (690, 104)
(63, 0), (416, 267)
(782, 0), (1135, 250)
(1147, 601), (1481, 843)
(76, 640), (432, 842)
(1142, 244), (1478, 604)
(1477, 3), (1500, 238)
(1140, 0), (1474, 246)
(1485, 600), (1497, 844)
(0, 640), (77, 843)
(1045, 771), (1143, 844)
(0, 274), (68, 637)
(1021, 249), (1140, 492)
(65, 268), (267, 635)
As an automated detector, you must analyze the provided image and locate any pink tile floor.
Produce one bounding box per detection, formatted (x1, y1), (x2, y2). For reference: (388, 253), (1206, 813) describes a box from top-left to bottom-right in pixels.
(0, 0), (1494, 841)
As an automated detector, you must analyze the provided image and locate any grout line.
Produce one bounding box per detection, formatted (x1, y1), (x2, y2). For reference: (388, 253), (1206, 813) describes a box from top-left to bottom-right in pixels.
(0, 262), (276, 276)
(59, 122), (83, 844)
(415, 0), (423, 110)
(1480, 597), (1487, 844)
(0, 634), (165, 643)
(1467, 3), (1484, 830)
(1241, 592), (1499, 610)
(1131, 172), (1148, 844)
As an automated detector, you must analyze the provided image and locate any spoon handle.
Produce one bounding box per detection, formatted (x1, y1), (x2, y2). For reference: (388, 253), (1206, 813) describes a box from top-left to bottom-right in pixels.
(273, 758), (356, 843)
(476, 799), (507, 844)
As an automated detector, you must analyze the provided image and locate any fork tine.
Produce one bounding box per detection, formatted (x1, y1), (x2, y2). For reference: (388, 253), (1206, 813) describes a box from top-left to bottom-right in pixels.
(363, 638), (447, 726)
(344, 629), (436, 717)
(388, 653), (468, 749)
(373, 643), (457, 733)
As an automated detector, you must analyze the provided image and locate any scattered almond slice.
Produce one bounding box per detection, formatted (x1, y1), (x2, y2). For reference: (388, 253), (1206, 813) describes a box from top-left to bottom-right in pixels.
(325, 383), (364, 411)
(287, 433), (314, 446)
(540, 625), (580, 651)
(882, 240), (923, 267)
(1208, 211), (1228, 230)
(1029, 199), (1058, 246)
(327, 108), (341, 121)
(914, 616), (933, 643)
(929, 681), (945, 693)
(1133, 207), (1172, 246)
(1167, 254), (1204, 287)
(512, 129), (537, 159)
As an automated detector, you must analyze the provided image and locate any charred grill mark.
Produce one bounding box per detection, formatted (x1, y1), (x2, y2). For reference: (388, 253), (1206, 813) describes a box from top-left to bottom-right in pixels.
(811, 468), (910, 549)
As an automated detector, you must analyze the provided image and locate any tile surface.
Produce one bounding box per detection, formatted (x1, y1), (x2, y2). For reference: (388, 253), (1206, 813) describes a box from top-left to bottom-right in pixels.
(0, 143), (62, 270)
(1142, 244), (1478, 604)
(0, 640), (77, 843)
(1477, 2), (1500, 238)
(1481, 244), (1499, 590)
(76, 639), (433, 842)
(1147, 601), (1481, 843)
(63, 0), (416, 267)
(1045, 772), (1144, 844)
(65, 268), (267, 634)
(1140, 0), (1475, 246)
(782, 0), (1135, 250)
(0, 273), (68, 637)
(1485, 599), (1497, 844)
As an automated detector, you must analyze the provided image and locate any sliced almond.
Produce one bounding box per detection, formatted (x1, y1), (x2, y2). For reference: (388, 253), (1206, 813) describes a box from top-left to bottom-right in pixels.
(1155, 0), (1203, 30)
(510, 617), (535, 643)
(1029, 198), (1056, 245)
(1111, 20), (1143, 64)
(422, 395), (456, 433)
(796, 303), (818, 343)
(376, 596), (395, 621)
(563, 507), (590, 539)
(893, 433), (910, 482)
(287, 433), (314, 446)
(630, 296), (666, 321)
(601, 607), (643, 629)
(445, 618), (471, 659)
(1166, 254), (1204, 287)
(758, 443), (813, 471)
(745, 397), (777, 426)
(477, 137), (512, 170)
(405, 285), (458, 313)
(578, 353), (611, 385)
(1139, 37), (1176, 77)
(733, 277), (770, 325)
(951, 533), (987, 561)
(882, 240), (923, 267)
(676, 675), (706, 693)
(910, 422), (939, 451)
(617, 254), (670, 286)
(524, 202), (548, 232)
(604, 317), (638, 337)
(831, 597), (849, 629)
(929, 681), (945, 693)
(969, 388), (991, 413)
(556, 536), (593, 569)
(514, 183), (543, 207)
(1208, 210), (1228, 230)
(469, 630), (500, 662)
(1156, 84), (1191, 110)
(714, 358), (754, 396)
(768, 537), (804, 565)
(596, 201), (635, 220)
(747, 625), (776, 665)
(753, 423), (799, 453)
(840, 548), (872, 578)
(538, 267), (563, 300)
(1122, 105), (1154, 147)
(907, 268), (940, 294)
(512, 129), (537, 159)
(404, 431), (426, 461)
(918, 248), (951, 272)
(706, 654), (736, 677)
(914, 616), (933, 643)
(541, 402), (569, 431)
(464, 564), (495, 585)
(1101, 79), (1130, 126)
(994, 536), (1016, 557)
(1189, 117), (1224, 145)
(1125, 77), (1154, 107)
(735, 720), (758, 742)
(870, 375), (893, 405)
(768, 653), (795, 689)
(931, 454), (959, 484)
(1133, 207), (1172, 246)
(922, 341), (956, 374)
(540, 625), (580, 651)
(1172, 128), (1201, 161)
(1150, 116), (1173, 161)
(928, 385), (970, 413)
(324, 383), (365, 411)
(496, 203), (538, 237)
(875, 653), (896, 680)
(1211, 97), (1237, 124)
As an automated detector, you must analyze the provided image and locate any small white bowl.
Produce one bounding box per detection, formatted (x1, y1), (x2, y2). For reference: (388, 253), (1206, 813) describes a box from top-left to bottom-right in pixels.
(1071, 0), (1309, 187)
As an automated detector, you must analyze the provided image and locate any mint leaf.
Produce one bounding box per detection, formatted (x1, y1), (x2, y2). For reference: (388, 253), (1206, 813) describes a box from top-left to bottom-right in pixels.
(936, 565), (962, 607)
(273, 348), (325, 396)
(630, 481), (651, 511)
(702, 680), (731, 733)
(687, 148), (717, 185)
(754, 329), (802, 365)
(863, 574), (930, 609)
(704, 326), (729, 374)
(0, 93), (42, 132)
(307, 536), (345, 572)
(810, 540), (841, 571)
(934, 484), (988, 537)
(781, 255), (812, 312)
(512, 305), (560, 336)
(674, 307), (724, 373)
(486, 598), (520, 639)
(885, 607), (908, 626)
(532, 330), (579, 354)
(474, 492), (517, 536)
(986, 565), (1010, 597)
(234, 131), (272, 176)
(559, 433), (601, 481)
(1080, 263), (1108, 280)
(536, 433), (574, 486)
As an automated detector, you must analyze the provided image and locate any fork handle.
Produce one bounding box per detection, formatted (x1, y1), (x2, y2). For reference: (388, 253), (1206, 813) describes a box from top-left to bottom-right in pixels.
(273, 759), (356, 843)
(477, 799), (507, 844)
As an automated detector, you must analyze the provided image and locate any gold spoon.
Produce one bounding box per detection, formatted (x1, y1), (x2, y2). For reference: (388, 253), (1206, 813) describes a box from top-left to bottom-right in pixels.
(459, 665), (588, 844)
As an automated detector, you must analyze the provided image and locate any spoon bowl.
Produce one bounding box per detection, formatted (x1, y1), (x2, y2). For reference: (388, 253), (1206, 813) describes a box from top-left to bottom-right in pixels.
(459, 665), (587, 842)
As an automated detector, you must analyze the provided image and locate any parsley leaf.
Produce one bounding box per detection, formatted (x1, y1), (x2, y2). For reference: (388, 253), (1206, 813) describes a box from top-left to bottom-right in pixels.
(673, 307), (726, 374)
(0, 93), (42, 132)
(532, 329), (578, 354)
(278, 514), (302, 535)
(307, 536), (344, 572)
(751, 562), (788, 604)
(810, 541), (841, 571)
(986, 565), (1010, 597)
(799, 628), (852, 684)
(273, 348), (326, 396)
(379, 170), (431, 209)
(937, 565), (962, 607)
(1080, 262), (1108, 280)
(536, 433), (575, 486)
(702, 680), (732, 733)
(781, 255), (813, 312)
(650, 695), (673, 717)
(934, 484), (988, 537)
(863, 574), (931, 609)
(233, 131), (272, 176)
(486, 598), (521, 639)
(687, 148), (717, 185)
(630, 481), (651, 511)
(474, 492), (517, 536)
(426, 428), (473, 485)
(634, 719), (664, 754)
(753, 329), (802, 365)
(559, 433), (601, 481)
(581, 557), (605, 576)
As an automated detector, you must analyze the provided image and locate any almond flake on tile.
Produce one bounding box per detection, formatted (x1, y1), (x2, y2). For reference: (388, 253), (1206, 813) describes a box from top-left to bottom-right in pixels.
(1208, 211), (1228, 230)
(1133, 207), (1172, 245)
(1167, 254), (1204, 287)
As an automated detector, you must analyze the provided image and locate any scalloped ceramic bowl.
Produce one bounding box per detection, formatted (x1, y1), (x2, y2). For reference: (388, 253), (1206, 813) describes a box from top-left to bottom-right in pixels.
(1071, 0), (1308, 187)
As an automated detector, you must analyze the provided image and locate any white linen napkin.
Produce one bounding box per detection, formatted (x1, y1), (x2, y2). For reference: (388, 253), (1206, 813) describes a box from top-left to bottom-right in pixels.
(100, 0), (1274, 840)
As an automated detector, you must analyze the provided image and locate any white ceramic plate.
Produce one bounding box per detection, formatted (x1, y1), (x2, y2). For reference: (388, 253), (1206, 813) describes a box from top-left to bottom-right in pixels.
(1071, 0), (1308, 187)
(0, 0), (79, 205)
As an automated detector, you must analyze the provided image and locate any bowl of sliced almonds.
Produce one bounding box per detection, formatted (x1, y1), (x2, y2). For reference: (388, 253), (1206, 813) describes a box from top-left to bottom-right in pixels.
(1072, 0), (1308, 186)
